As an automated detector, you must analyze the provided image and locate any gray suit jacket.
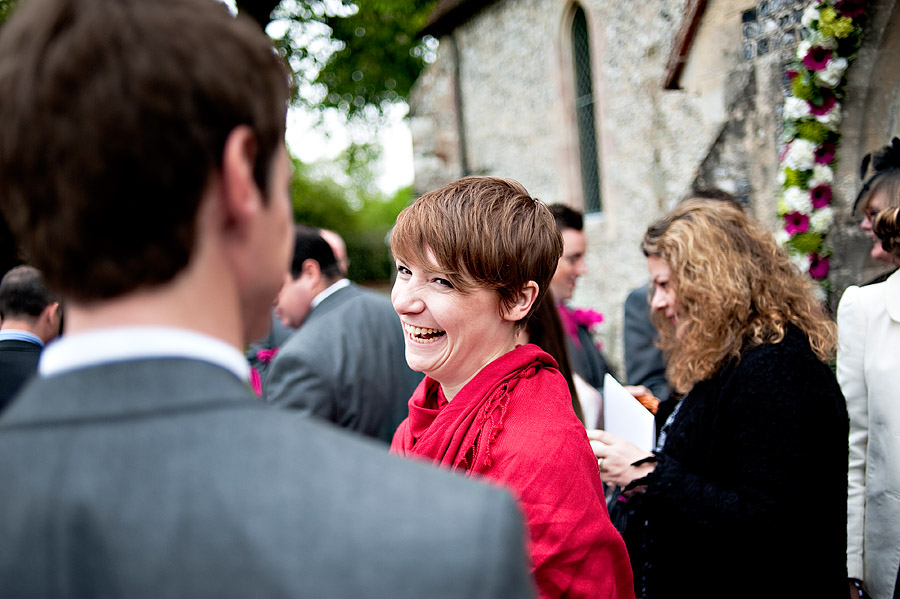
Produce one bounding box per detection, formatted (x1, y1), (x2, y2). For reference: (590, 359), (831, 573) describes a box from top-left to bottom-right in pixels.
(0, 358), (534, 599)
(623, 284), (674, 430)
(265, 283), (422, 443)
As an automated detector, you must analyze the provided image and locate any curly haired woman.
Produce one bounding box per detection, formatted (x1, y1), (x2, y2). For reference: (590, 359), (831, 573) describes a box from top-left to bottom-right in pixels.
(589, 198), (848, 598)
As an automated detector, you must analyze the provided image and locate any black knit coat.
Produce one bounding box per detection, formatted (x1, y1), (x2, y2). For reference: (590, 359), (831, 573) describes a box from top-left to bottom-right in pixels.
(623, 325), (849, 598)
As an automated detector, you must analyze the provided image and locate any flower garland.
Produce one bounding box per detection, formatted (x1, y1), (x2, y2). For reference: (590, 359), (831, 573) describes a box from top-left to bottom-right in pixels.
(777, 0), (866, 289)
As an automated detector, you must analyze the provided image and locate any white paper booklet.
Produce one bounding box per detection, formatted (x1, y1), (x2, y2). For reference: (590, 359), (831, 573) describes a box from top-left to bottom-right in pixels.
(602, 373), (656, 452)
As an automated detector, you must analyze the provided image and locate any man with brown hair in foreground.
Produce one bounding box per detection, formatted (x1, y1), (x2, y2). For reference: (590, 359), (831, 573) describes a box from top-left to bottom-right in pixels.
(0, 0), (534, 596)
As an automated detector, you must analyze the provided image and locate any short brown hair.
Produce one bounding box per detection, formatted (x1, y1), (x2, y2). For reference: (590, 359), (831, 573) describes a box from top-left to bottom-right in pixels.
(0, 0), (289, 301)
(641, 199), (835, 393)
(390, 177), (562, 322)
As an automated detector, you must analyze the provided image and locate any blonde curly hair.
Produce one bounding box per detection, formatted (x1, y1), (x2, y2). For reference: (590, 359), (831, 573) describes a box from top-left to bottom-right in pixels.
(641, 198), (836, 394)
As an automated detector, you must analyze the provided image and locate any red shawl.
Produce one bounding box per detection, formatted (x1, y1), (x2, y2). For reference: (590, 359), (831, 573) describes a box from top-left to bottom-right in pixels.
(392, 344), (634, 599)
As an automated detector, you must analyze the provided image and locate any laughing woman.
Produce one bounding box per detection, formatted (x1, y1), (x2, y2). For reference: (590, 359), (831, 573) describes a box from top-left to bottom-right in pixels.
(389, 177), (634, 599)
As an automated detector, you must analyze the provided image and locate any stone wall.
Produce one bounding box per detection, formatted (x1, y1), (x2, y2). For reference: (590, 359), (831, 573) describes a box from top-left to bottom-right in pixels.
(409, 0), (898, 374)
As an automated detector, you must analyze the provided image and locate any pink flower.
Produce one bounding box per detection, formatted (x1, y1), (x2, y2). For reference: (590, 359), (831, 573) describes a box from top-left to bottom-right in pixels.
(809, 92), (837, 116)
(802, 46), (833, 71)
(249, 367), (263, 397)
(810, 185), (832, 209)
(784, 212), (810, 235)
(256, 347), (280, 364)
(573, 308), (604, 329)
(815, 143), (836, 164)
(558, 304), (604, 349)
(835, 0), (866, 18)
(809, 254), (830, 280)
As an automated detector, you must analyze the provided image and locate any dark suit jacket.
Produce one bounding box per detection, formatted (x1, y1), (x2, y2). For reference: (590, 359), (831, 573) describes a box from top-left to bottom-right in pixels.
(566, 323), (612, 391)
(0, 338), (42, 412)
(265, 283), (422, 443)
(0, 358), (534, 598)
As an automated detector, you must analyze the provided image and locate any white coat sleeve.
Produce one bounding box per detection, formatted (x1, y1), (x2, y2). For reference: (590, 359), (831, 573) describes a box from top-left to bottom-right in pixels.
(836, 285), (867, 580)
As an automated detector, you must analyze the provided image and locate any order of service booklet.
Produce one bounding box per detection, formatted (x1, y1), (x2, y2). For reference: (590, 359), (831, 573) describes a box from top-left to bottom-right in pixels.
(602, 373), (656, 452)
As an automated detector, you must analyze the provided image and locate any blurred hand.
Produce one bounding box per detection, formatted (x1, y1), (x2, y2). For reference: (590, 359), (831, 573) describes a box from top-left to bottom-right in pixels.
(624, 385), (659, 414)
(587, 429), (655, 489)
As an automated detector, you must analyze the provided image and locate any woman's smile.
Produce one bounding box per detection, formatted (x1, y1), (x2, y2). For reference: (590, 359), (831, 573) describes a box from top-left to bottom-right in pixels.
(402, 322), (446, 344)
(391, 250), (520, 399)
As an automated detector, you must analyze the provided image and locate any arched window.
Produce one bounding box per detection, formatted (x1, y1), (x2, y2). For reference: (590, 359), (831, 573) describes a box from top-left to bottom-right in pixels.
(571, 5), (602, 213)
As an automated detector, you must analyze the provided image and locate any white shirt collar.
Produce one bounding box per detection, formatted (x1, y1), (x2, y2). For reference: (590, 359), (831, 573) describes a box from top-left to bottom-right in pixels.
(39, 326), (250, 381)
(885, 269), (900, 323)
(311, 278), (350, 309)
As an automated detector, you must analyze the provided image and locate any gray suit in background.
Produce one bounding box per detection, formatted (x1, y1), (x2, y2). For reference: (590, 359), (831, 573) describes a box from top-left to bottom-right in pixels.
(623, 284), (674, 430)
(0, 358), (534, 598)
(266, 283), (422, 443)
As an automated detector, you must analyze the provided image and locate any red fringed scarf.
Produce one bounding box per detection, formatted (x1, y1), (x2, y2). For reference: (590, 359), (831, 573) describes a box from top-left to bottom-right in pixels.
(391, 344), (635, 599)
(392, 344), (550, 473)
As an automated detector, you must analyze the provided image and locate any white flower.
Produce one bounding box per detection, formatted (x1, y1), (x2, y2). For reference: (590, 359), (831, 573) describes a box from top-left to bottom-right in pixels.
(812, 285), (827, 302)
(777, 168), (787, 185)
(810, 207), (835, 233)
(797, 40), (812, 61)
(815, 57), (848, 88)
(801, 3), (821, 29)
(775, 228), (792, 247)
(783, 139), (817, 171)
(784, 96), (811, 119)
(783, 186), (813, 214)
(815, 103), (843, 129)
(809, 164), (834, 187)
(790, 252), (811, 274)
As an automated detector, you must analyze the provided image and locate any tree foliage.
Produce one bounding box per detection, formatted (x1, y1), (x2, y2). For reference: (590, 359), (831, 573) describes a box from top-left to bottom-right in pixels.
(0, 0), (14, 25)
(239, 0), (436, 125)
(290, 157), (409, 282)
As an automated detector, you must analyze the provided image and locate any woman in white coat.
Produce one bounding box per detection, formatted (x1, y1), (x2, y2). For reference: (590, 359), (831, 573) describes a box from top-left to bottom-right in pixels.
(838, 204), (900, 599)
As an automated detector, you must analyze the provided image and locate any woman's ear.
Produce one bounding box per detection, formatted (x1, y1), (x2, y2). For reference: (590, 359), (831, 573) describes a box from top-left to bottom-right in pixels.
(502, 281), (539, 322)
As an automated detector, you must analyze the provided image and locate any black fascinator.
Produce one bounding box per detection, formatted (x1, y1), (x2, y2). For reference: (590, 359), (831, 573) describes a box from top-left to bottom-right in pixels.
(854, 137), (900, 212)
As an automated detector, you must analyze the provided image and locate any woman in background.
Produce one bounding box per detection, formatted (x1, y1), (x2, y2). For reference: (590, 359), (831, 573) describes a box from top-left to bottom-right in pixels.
(839, 205), (900, 599)
(590, 198), (847, 598)
(854, 138), (900, 283)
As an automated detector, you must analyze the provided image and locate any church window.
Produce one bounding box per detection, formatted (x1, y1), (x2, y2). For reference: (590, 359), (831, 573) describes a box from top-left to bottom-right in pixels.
(571, 5), (602, 213)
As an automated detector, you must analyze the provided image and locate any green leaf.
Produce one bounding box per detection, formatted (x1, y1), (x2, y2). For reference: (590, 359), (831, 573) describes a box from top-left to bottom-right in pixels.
(788, 232), (824, 254)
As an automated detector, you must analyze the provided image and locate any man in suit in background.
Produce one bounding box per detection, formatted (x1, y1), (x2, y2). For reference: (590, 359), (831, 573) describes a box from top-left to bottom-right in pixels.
(0, 265), (61, 410)
(267, 225), (422, 443)
(0, 1), (534, 596)
(547, 204), (613, 389)
(319, 227), (350, 277)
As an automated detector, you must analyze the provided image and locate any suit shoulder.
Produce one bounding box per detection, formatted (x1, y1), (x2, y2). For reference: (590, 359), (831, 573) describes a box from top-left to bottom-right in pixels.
(258, 412), (523, 528)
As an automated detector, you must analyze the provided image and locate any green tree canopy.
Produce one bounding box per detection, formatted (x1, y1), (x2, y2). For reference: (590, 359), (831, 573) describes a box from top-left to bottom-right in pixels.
(238, 0), (435, 125)
(290, 157), (409, 283)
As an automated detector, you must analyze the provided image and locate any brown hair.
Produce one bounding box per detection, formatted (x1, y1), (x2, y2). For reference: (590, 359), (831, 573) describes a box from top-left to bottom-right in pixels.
(641, 198), (836, 393)
(874, 206), (900, 260)
(856, 138), (900, 215)
(523, 289), (584, 423)
(390, 176), (562, 323)
(0, 0), (290, 301)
